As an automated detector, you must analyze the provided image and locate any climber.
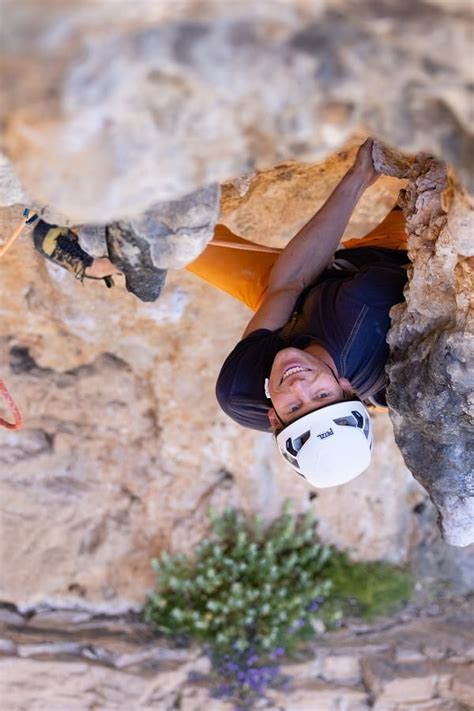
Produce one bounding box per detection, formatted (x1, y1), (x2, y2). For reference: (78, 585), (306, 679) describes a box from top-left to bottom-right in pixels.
(188, 138), (409, 488)
(30, 139), (408, 489)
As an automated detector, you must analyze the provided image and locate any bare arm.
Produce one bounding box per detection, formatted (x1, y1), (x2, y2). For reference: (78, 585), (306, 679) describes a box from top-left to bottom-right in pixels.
(242, 139), (379, 338)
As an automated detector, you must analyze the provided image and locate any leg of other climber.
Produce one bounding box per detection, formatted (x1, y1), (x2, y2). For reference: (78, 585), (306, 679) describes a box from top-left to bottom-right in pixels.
(185, 224), (281, 312)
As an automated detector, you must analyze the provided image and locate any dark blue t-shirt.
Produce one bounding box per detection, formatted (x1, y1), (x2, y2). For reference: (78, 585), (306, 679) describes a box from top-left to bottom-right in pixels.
(216, 247), (408, 432)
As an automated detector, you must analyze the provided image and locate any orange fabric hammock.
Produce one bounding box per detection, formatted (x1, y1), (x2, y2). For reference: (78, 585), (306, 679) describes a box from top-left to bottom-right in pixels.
(0, 378), (23, 430)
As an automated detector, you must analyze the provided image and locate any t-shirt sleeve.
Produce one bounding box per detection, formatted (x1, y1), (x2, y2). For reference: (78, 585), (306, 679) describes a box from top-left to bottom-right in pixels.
(215, 329), (281, 432)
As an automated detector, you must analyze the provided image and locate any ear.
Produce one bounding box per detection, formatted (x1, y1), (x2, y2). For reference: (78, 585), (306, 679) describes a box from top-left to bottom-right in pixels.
(267, 408), (281, 431)
(339, 377), (355, 397)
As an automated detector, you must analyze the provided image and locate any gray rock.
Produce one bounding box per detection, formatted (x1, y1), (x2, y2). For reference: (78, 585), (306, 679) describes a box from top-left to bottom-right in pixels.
(104, 183), (219, 300)
(77, 225), (108, 258)
(382, 150), (474, 546)
(106, 222), (167, 302)
(125, 184), (220, 270)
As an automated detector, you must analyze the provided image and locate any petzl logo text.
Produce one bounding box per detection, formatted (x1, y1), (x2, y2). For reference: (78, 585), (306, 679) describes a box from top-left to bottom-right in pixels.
(317, 428), (334, 440)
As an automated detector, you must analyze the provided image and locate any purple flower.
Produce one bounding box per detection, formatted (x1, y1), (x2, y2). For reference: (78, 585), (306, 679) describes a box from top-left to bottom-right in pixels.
(215, 684), (232, 697)
(288, 618), (305, 634)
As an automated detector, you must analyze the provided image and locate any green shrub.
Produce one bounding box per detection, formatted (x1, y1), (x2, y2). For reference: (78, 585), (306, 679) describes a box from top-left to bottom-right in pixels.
(145, 506), (412, 708)
(145, 510), (411, 652)
(145, 507), (335, 656)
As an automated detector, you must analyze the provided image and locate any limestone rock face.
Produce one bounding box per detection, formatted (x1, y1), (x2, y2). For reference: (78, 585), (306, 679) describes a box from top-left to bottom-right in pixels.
(381, 152), (474, 546)
(1, 0), (473, 607)
(0, 152), (448, 610)
(1, 0), (473, 222)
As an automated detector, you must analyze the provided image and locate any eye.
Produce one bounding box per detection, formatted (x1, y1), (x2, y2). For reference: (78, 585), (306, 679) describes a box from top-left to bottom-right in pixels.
(318, 392), (329, 399)
(288, 403), (301, 414)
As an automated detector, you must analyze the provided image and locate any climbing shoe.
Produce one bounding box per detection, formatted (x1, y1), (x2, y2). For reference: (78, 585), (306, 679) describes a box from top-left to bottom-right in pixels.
(33, 220), (114, 287)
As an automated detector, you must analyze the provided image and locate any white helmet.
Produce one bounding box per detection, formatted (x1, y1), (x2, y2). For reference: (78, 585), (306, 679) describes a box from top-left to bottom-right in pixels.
(275, 400), (373, 488)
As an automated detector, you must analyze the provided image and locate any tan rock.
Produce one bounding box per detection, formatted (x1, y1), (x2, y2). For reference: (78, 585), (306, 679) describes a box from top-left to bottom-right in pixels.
(269, 684), (370, 711)
(395, 649), (427, 664)
(450, 665), (474, 708)
(321, 654), (361, 684)
(221, 147), (403, 246)
(362, 657), (438, 703)
(179, 686), (234, 711)
(373, 700), (461, 711)
(0, 657), (152, 710)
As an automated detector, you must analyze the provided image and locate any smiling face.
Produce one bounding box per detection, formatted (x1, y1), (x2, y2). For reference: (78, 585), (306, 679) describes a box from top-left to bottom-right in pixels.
(267, 346), (354, 429)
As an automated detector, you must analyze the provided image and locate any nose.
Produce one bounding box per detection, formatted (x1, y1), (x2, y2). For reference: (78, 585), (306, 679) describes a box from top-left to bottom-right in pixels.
(288, 377), (312, 400)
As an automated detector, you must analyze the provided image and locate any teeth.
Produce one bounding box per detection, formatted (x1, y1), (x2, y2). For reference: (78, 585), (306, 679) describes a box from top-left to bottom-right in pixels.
(282, 366), (309, 381)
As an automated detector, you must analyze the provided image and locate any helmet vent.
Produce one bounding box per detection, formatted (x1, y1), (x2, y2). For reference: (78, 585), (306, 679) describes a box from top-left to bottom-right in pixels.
(333, 415), (357, 427)
(285, 430), (310, 457)
(282, 450), (300, 470)
(363, 415), (370, 440)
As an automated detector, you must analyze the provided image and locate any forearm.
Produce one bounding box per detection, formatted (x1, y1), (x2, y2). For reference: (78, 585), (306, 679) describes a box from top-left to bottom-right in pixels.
(267, 164), (372, 293)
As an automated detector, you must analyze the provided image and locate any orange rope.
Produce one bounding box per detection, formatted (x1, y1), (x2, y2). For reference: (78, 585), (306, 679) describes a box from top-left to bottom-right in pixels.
(0, 208), (38, 260)
(0, 215), (29, 260)
(0, 208), (37, 430)
(0, 378), (23, 430)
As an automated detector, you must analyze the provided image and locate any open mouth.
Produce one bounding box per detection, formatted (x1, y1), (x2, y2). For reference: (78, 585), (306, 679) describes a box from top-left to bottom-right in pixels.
(280, 365), (312, 384)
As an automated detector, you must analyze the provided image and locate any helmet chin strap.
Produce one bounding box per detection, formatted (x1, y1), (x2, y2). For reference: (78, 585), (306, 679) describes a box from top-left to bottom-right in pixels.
(272, 405), (286, 429)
